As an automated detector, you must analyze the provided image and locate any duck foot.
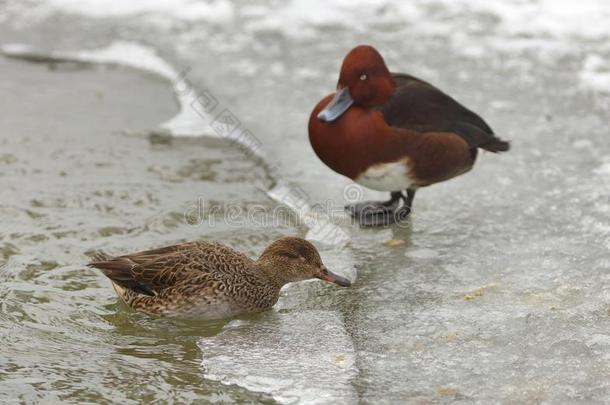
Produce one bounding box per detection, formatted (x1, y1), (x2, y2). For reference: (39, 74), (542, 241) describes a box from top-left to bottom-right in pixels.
(346, 189), (415, 227)
(345, 191), (402, 216)
(355, 205), (412, 227)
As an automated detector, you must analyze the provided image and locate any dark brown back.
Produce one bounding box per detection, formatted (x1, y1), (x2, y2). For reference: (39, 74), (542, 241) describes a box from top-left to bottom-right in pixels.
(378, 73), (509, 153)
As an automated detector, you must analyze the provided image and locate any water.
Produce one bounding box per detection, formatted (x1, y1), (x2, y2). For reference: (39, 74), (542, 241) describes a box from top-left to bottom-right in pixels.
(1, 1), (609, 403)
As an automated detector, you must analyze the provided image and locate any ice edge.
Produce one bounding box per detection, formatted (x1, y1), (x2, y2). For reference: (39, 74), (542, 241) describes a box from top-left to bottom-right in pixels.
(0, 40), (354, 265)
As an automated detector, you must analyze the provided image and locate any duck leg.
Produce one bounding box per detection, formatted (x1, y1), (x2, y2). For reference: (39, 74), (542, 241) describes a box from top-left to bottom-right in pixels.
(390, 188), (416, 223)
(345, 191), (403, 216)
(353, 189), (416, 227)
(404, 188), (416, 209)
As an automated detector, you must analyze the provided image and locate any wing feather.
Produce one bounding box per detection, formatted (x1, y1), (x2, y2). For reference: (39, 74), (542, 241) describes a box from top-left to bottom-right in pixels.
(87, 241), (254, 296)
(379, 73), (509, 152)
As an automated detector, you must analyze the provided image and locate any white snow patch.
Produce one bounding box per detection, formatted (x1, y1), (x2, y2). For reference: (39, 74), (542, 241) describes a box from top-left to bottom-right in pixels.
(594, 161), (610, 177)
(1, 43), (31, 54)
(580, 54), (610, 93)
(463, 0), (610, 40)
(38, 0), (234, 22)
(4, 0), (610, 47)
(244, 0), (610, 42)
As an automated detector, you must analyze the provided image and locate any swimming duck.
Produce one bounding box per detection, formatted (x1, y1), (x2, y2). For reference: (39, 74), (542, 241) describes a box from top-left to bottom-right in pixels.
(88, 237), (350, 319)
(309, 45), (510, 226)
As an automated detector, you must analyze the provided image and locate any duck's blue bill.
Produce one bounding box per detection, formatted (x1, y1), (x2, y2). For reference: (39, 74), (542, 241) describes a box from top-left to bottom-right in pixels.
(317, 87), (354, 123)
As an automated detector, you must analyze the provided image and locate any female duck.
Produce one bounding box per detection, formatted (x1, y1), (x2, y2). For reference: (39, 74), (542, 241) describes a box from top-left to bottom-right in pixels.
(88, 237), (350, 319)
(309, 45), (509, 226)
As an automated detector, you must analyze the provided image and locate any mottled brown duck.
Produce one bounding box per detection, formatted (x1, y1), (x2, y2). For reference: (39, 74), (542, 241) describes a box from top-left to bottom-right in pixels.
(88, 236), (351, 319)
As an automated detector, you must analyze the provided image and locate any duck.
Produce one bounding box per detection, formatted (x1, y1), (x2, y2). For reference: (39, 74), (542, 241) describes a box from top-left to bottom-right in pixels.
(87, 236), (350, 319)
(309, 45), (510, 226)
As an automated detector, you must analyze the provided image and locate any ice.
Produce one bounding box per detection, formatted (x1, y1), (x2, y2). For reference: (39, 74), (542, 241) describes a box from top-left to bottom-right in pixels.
(268, 183), (351, 248)
(405, 248), (438, 259)
(10, 0), (609, 45)
(0, 41), (221, 137)
(458, 0), (610, 40)
(27, 0), (235, 22)
(241, 0), (610, 44)
(581, 54), (610, 93)
(198, 310), (358, 404)
(1, 0), (609, 403)
(2, 41), (355, 251)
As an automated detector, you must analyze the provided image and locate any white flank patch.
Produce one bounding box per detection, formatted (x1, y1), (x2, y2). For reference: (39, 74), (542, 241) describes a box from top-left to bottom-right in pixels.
(355, 159), (416, 192)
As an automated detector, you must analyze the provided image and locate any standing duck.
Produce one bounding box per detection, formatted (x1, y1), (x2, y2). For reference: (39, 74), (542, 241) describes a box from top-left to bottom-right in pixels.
(309, 45), (510, 226)
(88, 237), (350, 319)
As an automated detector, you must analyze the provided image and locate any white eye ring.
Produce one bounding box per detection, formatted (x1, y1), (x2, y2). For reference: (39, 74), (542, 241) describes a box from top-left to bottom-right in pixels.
(360, 74), (367, 81)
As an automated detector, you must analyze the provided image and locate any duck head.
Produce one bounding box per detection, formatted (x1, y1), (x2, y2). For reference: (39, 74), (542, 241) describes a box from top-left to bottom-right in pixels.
(317, 45), (395, 123)
(258, 237), (351, 287)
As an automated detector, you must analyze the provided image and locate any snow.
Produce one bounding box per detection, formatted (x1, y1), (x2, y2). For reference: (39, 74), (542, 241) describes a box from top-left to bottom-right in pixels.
(38, 0), (234, 22)
(581, 54), (610, 93)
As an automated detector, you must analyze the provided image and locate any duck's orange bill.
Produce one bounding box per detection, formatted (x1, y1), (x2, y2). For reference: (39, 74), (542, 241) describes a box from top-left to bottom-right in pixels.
(317, 268), (351, 287)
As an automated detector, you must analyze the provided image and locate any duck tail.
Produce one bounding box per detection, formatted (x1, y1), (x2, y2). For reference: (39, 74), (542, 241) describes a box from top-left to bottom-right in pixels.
(87, 256), (155, 297)
(481, 137), (510, 153)
(90, 250), (113, 263)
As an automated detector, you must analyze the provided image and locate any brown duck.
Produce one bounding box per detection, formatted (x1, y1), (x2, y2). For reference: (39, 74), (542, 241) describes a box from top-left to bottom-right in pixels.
(88, 236), (351, 319)
(309, 45), (510, 226)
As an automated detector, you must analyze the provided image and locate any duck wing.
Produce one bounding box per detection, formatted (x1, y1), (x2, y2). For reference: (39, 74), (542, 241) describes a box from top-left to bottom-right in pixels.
(379, 73), (509, 152)
(88, 242), (254, 296)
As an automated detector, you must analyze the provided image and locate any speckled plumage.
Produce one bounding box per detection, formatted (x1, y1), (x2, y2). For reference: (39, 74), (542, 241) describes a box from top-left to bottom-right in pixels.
(87, 237), (350, 319)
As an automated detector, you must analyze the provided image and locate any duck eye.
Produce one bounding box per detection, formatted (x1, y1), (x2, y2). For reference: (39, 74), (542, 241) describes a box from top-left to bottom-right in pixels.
(360, 74), (367, 81)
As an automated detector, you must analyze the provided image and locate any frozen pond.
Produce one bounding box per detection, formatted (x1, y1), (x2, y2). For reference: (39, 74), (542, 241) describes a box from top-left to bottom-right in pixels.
(0, 1), (609, 403)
